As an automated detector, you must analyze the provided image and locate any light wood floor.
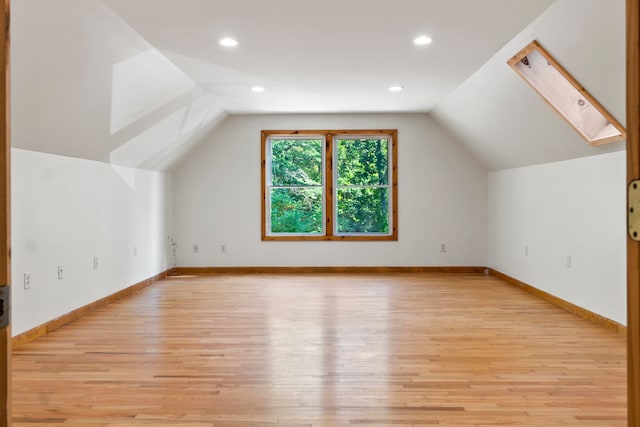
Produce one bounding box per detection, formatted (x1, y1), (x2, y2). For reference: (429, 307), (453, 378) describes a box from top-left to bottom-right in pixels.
(12, 273), (627, 426)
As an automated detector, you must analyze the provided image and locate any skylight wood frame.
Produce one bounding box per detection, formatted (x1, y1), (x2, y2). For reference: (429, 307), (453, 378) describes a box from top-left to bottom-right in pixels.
(508, 40), (626, 146)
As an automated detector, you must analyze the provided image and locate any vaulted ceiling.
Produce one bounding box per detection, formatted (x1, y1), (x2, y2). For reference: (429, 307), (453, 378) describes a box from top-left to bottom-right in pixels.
(102, 0), (555, 114)
(432, 0), (626, 170)
(11, 0), (624, 171)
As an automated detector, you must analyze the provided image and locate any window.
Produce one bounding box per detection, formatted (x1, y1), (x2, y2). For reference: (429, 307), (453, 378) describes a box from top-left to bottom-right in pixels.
(262, 129), (398, 241)
(508, 40), (626, 145)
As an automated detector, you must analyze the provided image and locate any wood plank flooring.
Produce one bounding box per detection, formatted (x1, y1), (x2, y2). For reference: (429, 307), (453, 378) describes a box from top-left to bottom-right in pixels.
(11, 273), (627, 426)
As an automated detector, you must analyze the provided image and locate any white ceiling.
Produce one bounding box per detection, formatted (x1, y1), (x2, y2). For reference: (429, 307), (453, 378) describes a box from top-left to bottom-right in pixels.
(103, 0), (555, 114)
(14, 0), (624, 172)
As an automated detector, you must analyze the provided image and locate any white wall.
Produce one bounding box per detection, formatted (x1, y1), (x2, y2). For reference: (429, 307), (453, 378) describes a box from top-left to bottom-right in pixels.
(488, 151), (626, 324)
(173, 113), (488, 267)
(11, 148), (173, 335)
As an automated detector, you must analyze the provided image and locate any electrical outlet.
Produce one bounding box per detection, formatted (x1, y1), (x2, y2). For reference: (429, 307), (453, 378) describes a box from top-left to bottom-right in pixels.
(93, 256), (99, 270)
(566, 255), (572, 268)
(23, 273), (31, 290)
(133, 246), (137, 258)
(440, 243), (447, 253)
(57, 265), (64, 280)
(220, 244), (227, 254)
(524, 245), (529, 256)
(193, 244), (199, 253)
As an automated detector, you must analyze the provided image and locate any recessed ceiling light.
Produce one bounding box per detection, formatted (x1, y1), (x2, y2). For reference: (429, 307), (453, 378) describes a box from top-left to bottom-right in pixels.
(413, 35), (433, 45)
(219, 37), (238, 47)
(388, 85), (404, 92)
(251, 86), (265, 92)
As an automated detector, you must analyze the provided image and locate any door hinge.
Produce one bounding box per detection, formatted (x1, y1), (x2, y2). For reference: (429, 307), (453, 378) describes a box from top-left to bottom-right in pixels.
(0, 286), (9, 328)
(629, 180), (640, 241)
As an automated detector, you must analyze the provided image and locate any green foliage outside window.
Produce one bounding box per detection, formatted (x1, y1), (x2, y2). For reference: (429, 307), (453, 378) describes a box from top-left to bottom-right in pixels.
(267, 134), (392, 236)
(270, 139), (323, 233)
(336, 138), (389, 234)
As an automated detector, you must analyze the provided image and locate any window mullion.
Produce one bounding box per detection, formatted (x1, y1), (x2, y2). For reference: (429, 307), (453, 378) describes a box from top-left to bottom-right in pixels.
(325, 133), (334, 237)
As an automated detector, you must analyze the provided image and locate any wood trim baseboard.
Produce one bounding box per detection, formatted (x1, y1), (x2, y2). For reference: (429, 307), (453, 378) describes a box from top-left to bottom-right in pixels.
(489, 268), (626, 335)
(12, 270), (169, 348)
(15, 266), (620, 345)
(171, 266), (487, 275)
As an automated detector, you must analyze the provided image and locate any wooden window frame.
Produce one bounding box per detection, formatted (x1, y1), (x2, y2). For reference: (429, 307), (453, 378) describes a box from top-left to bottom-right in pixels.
(261, 129), (398, 241)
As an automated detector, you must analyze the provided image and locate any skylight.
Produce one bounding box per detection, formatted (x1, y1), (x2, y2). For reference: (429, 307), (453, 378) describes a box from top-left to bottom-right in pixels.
(508, 40), (625, 146)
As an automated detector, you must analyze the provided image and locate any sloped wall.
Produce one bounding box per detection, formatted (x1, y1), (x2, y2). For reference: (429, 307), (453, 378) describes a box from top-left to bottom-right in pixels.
(11, 149), (173, 335)
(488, 151), (626, 324)
(432, 0), (625, 171)
(173, 113), (488, 267)
(12, 0), (226, 172)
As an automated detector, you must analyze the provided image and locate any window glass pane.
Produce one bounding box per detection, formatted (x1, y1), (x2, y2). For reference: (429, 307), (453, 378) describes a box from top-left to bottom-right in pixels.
(336, 188), (389, 234)
(337, 138), (388, 186)
(271, 138), (323, 186)
(270, 187), (323, 234)
(263, 129), (396, 241)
